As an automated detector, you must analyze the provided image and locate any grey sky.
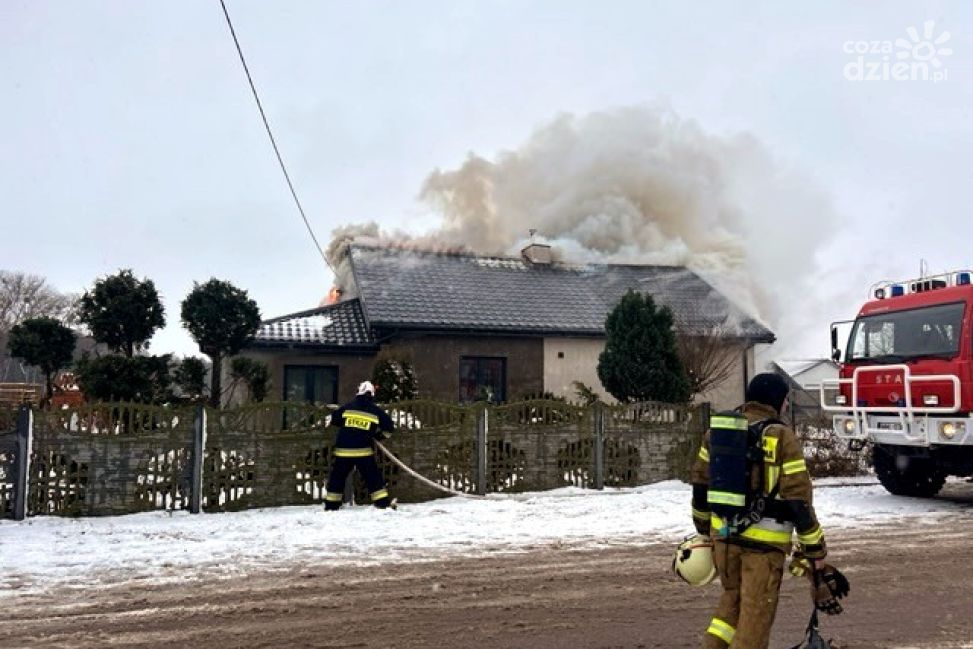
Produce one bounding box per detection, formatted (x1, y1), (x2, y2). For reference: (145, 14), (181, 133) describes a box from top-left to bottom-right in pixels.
(2, 1), (971, 358)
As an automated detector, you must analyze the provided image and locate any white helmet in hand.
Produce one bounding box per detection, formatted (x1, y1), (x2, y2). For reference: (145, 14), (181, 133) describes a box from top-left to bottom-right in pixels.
(673, 534), (717, 586)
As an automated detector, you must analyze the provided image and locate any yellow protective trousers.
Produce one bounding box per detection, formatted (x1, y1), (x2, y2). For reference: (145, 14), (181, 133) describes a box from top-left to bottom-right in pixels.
(701, 540), (786, 649)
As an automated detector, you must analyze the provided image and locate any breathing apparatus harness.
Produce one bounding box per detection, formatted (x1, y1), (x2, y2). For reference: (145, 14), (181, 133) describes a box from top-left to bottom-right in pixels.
(707, 411), (786, 539)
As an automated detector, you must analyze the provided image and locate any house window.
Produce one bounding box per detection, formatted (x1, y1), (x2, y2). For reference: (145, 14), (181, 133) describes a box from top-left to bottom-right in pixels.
(283, 365), (338, 404)
(459, 357), (506, 403)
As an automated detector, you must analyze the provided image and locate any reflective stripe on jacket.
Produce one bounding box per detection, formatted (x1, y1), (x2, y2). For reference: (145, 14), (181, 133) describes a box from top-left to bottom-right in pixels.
(690, 401), (825, 555)
(330, 395), (395, 457)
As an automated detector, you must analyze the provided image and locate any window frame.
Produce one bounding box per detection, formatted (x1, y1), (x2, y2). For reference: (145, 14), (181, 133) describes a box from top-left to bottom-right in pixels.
(458, 356), (507, 403)
(282, 364), (339, 404)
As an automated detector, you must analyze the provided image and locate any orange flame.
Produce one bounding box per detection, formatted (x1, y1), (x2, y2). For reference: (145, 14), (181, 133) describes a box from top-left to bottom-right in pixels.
(326, 286), (342, 304)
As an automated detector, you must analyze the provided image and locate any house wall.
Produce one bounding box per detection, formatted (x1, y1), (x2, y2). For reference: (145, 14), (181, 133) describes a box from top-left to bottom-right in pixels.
(228, 349), (377, 406)
(236, 334), (754, 409)
(543, 336), (751, 410)
(382, 334), (544, 402)
(695, 346), (750, 412)
(542, 337), (611, 402)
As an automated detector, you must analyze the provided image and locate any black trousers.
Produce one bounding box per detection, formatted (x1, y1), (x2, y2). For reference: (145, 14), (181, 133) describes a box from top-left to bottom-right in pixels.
(324, 455), (391, 509)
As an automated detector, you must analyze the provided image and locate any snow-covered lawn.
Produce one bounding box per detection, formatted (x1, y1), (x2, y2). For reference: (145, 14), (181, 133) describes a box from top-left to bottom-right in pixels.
(0, 478), (968, 596)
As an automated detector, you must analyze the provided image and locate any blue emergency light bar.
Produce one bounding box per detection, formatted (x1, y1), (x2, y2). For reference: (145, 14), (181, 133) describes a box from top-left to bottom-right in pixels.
(871, 269), (973, 299)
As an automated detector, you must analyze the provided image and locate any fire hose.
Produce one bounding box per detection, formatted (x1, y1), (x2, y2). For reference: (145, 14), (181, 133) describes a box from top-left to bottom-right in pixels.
(375, 441), (485, 500)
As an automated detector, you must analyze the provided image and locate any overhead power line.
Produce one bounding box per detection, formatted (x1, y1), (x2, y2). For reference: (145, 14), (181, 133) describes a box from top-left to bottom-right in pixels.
(217, 0), (335, 274)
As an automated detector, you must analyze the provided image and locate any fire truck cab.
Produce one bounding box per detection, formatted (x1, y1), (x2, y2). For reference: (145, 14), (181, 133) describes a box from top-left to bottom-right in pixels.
(821, 270), (973, 497)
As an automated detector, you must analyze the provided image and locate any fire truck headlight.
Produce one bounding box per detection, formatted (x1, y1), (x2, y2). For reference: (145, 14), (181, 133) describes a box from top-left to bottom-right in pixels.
(835, 395), (847, 405)
(835, 418), (856, 435)
(939, 421), (965, 440)
(833, 417), (857, 437)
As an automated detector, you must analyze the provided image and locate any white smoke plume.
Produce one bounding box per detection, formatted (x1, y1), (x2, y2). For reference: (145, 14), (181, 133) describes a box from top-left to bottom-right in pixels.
(323, 222), (472, 303)
(328, 106), (838, 354)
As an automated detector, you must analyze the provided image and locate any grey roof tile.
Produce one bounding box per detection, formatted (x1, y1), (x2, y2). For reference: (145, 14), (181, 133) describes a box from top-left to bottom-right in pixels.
(253, 298), (375, 348)
(348, 245), (774, 341)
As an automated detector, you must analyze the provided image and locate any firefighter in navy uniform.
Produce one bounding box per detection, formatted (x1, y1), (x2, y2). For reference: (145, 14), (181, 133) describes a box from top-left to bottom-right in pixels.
(324, 381), (395, 510)
(690, 373), (849, 649)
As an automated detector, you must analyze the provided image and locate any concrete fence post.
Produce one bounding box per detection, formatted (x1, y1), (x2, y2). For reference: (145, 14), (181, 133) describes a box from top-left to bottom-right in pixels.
(13, 406), (32, 521)
(593, 403), (605, 491)
(189, 405), (207, 514)
(475, 406), (488, 496)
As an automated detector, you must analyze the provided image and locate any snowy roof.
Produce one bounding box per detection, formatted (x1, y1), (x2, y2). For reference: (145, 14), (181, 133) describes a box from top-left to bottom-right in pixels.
(348, 245), (774, 341)
(253, 298), (375, 349)
(775, 359), (838, 379)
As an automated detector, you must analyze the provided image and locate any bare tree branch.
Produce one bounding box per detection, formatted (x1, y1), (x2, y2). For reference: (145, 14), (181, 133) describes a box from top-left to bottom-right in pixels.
(0, 270), (78, 334)
(676, 327), (743, 398)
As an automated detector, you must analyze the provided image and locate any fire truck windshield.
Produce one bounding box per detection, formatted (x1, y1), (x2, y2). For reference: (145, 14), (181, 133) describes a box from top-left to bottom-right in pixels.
(846, 301), (965, 362)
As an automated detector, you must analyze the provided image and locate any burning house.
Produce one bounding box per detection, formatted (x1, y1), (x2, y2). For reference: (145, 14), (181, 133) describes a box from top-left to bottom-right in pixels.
(236, 243), (774, 408)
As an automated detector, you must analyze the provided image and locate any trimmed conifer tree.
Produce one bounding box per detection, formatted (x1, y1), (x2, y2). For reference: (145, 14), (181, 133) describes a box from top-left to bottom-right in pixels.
(7, 317), (76, 404)
(597, 290), (691, 404)
(181, 279), (261, 407)
(78, 269), (164, 357)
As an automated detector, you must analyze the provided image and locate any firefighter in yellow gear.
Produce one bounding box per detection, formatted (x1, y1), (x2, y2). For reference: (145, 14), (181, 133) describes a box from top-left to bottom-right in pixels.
(690, 373), (844, 649)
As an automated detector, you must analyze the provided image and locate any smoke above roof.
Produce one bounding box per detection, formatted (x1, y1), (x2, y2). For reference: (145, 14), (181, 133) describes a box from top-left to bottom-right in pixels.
(327, 106), (838, 350)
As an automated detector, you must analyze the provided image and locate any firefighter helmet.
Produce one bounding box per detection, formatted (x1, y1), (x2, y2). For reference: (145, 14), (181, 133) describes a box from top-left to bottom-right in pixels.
(673, 534), (716, 586)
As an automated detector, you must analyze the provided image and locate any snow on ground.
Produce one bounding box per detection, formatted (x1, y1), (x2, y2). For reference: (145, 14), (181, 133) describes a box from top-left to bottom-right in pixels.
(0, 478), (969, 596)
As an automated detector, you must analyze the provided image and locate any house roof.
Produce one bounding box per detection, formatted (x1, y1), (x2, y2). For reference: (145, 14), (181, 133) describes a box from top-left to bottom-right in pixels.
(347, 245), (774, 342)
(772, 360), (839, 395)
(774, 359), (838, 380)
(252, 298), (376, 349)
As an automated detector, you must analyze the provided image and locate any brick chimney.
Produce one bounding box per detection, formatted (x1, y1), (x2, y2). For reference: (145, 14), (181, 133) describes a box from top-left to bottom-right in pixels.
(521, 243), (552, 265)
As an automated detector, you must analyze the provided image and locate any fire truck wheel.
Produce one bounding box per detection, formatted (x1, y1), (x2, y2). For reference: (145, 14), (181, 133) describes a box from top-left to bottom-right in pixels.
(872, 445), (946, 498)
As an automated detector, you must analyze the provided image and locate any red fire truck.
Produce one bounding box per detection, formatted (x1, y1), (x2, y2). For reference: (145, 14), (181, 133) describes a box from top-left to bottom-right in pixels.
(821, 270), (973, 497)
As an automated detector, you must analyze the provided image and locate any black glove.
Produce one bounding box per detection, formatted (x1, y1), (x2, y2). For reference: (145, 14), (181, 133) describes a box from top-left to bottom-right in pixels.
(812, 564), (850, 615)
